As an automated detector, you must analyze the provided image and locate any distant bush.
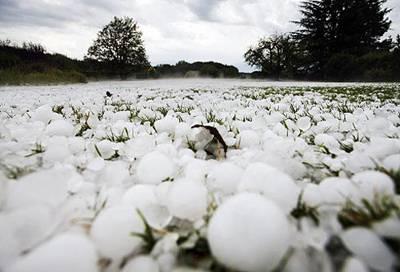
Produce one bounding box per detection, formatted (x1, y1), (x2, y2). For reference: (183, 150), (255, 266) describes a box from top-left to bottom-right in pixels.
(0, 68), (87, 85)
(324, 53), (360, 81)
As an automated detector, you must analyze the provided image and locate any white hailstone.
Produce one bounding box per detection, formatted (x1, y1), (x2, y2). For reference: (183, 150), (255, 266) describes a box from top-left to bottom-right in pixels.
(152, 182), (171, 208)
(86, 157), (105, 172)
(238, 130), (260, 148)
(365, 117), (391, 136)
(156, 132), (172, 145)
(90, 206), (144, 259)
(6, 168), (71, 209)
(43, 136), (71, 163)
(112, 111), (130, 122)
(7, 233), (98, 272)
(124, 135), (156, 159)
(183, 159), (208, 182)
(0, 217), (19, 269)
(272, 122), (288, 136)
(156, 143), (178, 158)
(174, 122), (191, 139)
(341, 227), (395, 271)
(344, 152), (375, 173)
(302, 183), (323, 207)
(0, 173), (7, 209)
(0, 205), (54, 255)
(98, 161), (130, 185)
(207, 193), (290, 272)
(154, 116), (179, 134)
(137, 151), (175, 184)
(382, 154), (400, 171)
(167, 179), (208, 221)
(30, 104), (59, 123)
(238, 163), (300, 213)
(207, 162), (243, 194)
(314, 133), (340, 153)
(139, 108), (156, 119)
(373, 217), (400, 239)
(364, 138), (400, 160)
(45, 119), (74, 137)
(122, 184), (171, 229)
(351, 171), (394, 201)
(296, 116), (311, 131)
(68, 137), (86, 154)
(341, 257), (368, 272)
(95, 140), (117, 159)
(122, 255), (160, 272)
(317, 177), (360, 205)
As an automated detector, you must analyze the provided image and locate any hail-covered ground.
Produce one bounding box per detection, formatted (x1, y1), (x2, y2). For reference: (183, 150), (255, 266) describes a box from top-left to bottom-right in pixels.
(0, 79), (399, 272)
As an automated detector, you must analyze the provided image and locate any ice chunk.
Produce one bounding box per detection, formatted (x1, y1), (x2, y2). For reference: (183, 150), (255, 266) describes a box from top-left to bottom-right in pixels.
(207, 162), (243, 194)
(341, 257), (368, 272)
(122, 184), (171, 229)
(95, 140), (117, 159)
(167, 179), (207, 221)
(154, 116), (179, 134)
(90, 206), (144, 259)
(238, 130), (260, 148)
(382, 154), (400, 171)
(136, 151), (175, 184)
(351, 171), (394, 201)
(6, 168), (71, 209)
(341, 227), (395, 271)
(238, 163), (300, 213)
(7, 233), (97, 272)
(208, 193), (290, 272)
(45, 119), (74, 137)
(122, 255), (159, 272)
(296, 116), (311, 131)
(318, 177), (359, 205)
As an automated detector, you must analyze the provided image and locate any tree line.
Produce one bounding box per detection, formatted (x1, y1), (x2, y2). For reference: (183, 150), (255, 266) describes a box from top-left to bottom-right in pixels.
(245, 0), (400, 81)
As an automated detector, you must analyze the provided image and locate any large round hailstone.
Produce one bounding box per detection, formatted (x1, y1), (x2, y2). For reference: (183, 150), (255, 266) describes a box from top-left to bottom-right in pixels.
(98, 161), (129, 185)
(68, 137), (86, 154)
(43, 136), (71, 163)
(45, 119), (74, 137)
(238, 130), (260, 148)
(341, 257), (368, 272)
(95, 140), (117, 159)
(208, 193), (290, 272)
(122, 255), (159, 272)
(314, 133), (340, 153)
(90, 206), (144, 259)
(296, 116), (311, 131)
(154, 116), (179, 134)
(207, 162), (243, 194)
(30, 105), (59, 123)
(8, 233), (97, 272)
(373, 217), (400, 239)
(351, 171), (394, 201)
(318, 177), (360, 205)
(122, 184), (171, 229)
(167, 179), (207, 221)
(341, 227), (395, 271)
(137, 151), (175, 184)
(238, 163), (300, 213)
(2, 205), (55, 254)
(382, 154), (400, 171)
(175, 122), (191, 139)
(6, 168), (71, 209)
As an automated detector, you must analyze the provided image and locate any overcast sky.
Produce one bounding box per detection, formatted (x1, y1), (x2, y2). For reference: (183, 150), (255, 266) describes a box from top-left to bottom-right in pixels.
(0, 0), (399, 72)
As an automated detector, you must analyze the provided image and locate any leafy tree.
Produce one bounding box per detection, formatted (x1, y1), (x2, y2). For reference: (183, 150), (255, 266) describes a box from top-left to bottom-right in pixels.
(294, 0), (391, 78)
(86, 16), (149, 79)
(244, 34), (301, 79)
